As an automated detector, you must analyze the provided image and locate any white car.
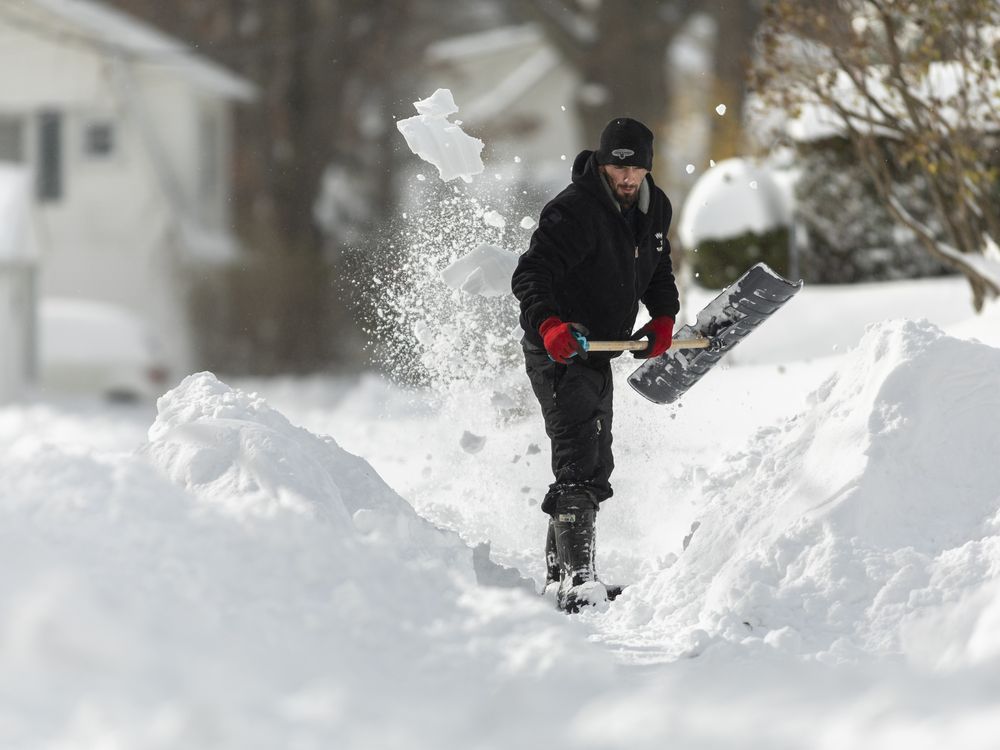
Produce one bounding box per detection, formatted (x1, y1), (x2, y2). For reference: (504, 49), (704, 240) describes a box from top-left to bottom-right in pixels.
(39, 298), (169, 402)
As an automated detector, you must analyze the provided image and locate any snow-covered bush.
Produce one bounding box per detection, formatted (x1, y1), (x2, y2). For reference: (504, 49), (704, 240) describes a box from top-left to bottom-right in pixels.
(755, 0), (1000, 308)
(794, 139), (950, 283)
(678, 157), (793, 287)
(689, 227), (790, 288)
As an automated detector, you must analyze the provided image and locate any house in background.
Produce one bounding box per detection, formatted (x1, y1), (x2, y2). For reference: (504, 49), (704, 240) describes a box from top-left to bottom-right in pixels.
(0, 0), (254, 387)
(426, 24), (583, 195)
(425, 20), (718, 199)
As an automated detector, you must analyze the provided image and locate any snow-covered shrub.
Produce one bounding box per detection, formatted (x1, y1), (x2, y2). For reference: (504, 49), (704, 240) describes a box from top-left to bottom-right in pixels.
(794, 139), (949, 283)
(689, 227), (791, 288)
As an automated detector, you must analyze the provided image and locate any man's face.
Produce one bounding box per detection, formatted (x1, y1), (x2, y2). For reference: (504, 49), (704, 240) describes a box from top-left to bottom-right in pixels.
(600, 164), (648, 208)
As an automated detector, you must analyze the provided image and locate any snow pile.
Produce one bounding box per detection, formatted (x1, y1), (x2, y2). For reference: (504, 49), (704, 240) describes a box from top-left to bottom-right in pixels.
(610, 319), (1000, 665)
(440, 242), (518, 298)
(0, 373), (611, 748)
(396, 89), (485, 183)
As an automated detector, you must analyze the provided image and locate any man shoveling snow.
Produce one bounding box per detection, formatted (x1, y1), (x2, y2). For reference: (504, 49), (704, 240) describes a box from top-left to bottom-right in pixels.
(512, 117), (680, 613)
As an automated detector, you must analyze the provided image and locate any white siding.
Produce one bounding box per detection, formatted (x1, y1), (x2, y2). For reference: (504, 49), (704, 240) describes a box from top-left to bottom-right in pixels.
(0, 4), (245, 377)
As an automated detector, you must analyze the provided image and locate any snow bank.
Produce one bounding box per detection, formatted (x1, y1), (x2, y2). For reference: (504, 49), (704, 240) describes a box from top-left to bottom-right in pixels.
(396, 89), (485, 183)
(0, 373), (610, 748)
(609, 320), (1000, 665)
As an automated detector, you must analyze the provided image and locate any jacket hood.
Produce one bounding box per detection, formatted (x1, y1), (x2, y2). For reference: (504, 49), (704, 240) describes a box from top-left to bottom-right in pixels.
(571, 150), (602, 195)
(571, 149), (651, 214)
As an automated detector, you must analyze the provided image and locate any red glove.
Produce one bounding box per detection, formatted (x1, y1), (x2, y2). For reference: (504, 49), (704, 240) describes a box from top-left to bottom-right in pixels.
(632, 316), (674, 359)
(539, 316), (589, 364)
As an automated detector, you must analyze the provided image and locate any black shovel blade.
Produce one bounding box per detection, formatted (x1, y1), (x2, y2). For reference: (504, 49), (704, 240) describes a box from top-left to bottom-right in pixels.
(628, 263), (803, 405)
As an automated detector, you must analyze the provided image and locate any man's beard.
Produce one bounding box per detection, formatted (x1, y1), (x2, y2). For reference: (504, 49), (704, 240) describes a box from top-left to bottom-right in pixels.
(603, 172), (638, 209)
(615, 190), (638, 209)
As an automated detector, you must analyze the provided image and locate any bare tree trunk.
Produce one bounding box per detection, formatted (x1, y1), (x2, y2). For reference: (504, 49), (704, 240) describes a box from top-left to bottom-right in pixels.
(706, 0), (761, 161)
(104, 0), (473, 372)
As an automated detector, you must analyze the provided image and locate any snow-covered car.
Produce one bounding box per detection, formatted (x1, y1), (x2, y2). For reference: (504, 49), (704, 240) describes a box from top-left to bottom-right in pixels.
(39, 298), (169, 402)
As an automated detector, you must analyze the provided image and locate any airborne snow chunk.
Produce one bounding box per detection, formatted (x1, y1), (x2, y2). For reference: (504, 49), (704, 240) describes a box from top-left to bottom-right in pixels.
(482, 210), (506, 229)
(396, 88), (485, 183)
(413, 88), (459, 117)
(440, 243), (518, 298)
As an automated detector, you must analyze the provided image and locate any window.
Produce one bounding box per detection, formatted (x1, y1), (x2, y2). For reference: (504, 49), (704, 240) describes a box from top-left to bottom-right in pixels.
(37, 110), (62, 202)
(83, 121), (115, 158)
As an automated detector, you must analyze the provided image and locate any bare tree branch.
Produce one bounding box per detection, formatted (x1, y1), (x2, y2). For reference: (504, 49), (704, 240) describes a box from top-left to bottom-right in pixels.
(755, 0), (1000, 309)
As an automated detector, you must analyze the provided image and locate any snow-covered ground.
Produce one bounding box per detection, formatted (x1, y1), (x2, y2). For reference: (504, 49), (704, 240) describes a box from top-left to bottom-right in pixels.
(2, 276), (999, 748)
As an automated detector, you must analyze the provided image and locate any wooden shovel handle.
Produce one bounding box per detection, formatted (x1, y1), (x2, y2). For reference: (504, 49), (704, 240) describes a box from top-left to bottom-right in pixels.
(586, 337), (712, 353)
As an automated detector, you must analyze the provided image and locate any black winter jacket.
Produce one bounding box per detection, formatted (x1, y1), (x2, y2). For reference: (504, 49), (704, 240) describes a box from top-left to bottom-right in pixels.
(512, 150), (680, 362)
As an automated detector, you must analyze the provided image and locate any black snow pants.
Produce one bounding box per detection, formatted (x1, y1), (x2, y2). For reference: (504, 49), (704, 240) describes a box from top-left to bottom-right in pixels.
(523, 342), (614, 514)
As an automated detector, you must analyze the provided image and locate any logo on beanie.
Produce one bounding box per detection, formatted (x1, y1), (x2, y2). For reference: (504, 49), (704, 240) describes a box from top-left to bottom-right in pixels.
(611, 148), (635, 160)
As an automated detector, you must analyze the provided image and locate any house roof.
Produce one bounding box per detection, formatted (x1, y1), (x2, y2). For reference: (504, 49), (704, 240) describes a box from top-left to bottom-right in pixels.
(461, 46), (560, 124)
(426, 24), (564, 126)
(12, 0), (255, 101)
(426, 24), (542, 62)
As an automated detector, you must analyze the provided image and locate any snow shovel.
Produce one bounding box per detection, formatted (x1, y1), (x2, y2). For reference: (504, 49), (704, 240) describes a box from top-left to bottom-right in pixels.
(584, 337), (716, 353)
(588, 263), (803, 405)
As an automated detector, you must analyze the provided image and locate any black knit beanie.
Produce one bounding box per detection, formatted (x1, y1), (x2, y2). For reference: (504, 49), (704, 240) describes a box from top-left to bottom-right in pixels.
(595, 117), (654, 170)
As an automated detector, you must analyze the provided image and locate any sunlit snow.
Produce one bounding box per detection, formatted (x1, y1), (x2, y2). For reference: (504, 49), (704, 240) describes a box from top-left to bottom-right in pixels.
(2, 279), (1000, 747)
(678, 157), (790, 247)
(396, 89), (485, 183)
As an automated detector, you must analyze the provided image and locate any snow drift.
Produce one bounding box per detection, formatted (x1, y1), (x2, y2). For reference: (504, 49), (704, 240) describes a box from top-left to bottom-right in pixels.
(609, 319), (1000, 666)
(0, 373), (610, 748)
(3, 316), (1000, 746)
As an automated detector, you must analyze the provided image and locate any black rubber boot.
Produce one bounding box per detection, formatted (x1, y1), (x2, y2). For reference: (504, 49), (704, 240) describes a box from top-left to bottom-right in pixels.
(552, 507), (607, 613)
(544, 518), (560, 589)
